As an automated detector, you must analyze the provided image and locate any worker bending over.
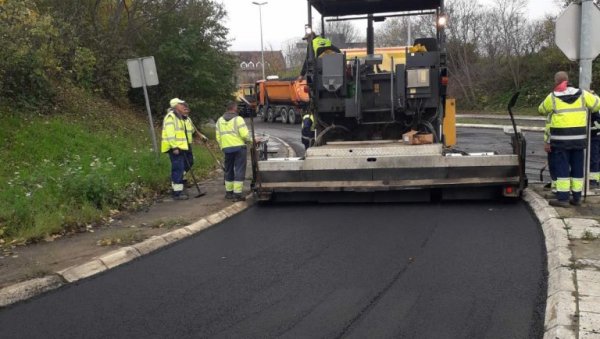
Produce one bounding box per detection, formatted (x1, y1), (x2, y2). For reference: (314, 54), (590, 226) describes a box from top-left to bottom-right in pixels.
(161, 98), (208, 200)
(216, 101), (251, 201)
(538, 72), (600, 207)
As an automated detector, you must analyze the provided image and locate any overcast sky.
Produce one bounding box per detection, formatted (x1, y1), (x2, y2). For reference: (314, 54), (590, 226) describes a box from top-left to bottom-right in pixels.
(223, 0), (562, 51)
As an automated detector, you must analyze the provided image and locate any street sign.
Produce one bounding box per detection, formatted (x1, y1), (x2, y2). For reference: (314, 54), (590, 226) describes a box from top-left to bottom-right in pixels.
(126, 56), (160, 156)
(126, 57), (159, 88)
(555, 2), (600, 61)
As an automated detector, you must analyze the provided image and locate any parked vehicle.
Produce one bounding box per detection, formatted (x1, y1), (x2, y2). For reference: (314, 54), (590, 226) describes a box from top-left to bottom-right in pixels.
(255, 77), (309, 124)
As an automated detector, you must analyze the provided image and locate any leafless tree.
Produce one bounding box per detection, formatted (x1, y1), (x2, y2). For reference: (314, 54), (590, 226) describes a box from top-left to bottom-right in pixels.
(324, 20), (362, 45)
(444, 0), (486, 107)
(282, 37), (306, 70)
(375, 15), (436, 47)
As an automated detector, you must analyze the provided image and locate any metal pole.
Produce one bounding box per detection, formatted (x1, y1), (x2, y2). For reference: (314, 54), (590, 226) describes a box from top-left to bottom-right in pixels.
(407, 18), (412, 46)
(138, 58), (159, 157)
(580, 0), (593, 197)
(259, 6), (265, 80)
(367, 14), (374, 55)
(579, 0), (593, 91)
(252, 2), (267, 79)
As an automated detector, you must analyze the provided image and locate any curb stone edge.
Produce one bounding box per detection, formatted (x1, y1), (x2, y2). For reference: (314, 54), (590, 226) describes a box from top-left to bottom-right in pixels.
(524, 189), (578, 339)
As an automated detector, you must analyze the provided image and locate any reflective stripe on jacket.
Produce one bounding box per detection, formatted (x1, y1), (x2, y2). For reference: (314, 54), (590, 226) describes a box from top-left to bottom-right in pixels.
(161, 110), (193, 153)
(539, 89), (600, 148)
(215, 115), (250, 151)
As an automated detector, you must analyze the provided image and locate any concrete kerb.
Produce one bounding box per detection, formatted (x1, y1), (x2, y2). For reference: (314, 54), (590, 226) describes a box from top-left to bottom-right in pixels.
(0, 193), (256, 309)
(456, 123), (545, 132)
(525, 189), (579, 338)
(0, 275), (64, 308)
(271, 136), (296, 158)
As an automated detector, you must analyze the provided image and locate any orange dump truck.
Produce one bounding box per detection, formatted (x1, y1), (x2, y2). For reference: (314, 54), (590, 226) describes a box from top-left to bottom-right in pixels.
(256, 78), (309, 124)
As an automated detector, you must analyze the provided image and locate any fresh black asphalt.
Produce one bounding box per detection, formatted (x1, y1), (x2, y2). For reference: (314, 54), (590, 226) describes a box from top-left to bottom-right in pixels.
(1, 202), (545, 338)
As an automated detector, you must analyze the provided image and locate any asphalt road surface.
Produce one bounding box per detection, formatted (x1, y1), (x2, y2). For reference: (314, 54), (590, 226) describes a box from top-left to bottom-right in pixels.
(0, 122), (547, 338)
(1, 203), (545, 338)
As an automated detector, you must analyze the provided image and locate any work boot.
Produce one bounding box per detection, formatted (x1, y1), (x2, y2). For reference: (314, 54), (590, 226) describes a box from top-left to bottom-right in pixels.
(549, 199), (570, 208)
(232, 193), (246, 202)
(570, 199), (582, 206)
(225, 191), (234, 200)
(173, 193), (189, 201)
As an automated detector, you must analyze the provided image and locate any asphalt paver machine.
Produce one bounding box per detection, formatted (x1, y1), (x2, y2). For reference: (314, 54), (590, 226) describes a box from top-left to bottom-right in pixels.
(250, 0), (527, 202)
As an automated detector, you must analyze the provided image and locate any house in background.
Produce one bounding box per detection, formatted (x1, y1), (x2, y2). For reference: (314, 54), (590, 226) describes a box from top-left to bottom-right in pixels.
(230, 51), (286, 84)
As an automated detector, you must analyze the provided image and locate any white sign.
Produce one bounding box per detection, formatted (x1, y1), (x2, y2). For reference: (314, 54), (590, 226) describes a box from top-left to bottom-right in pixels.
(126, 56), (159, 88)
(555, 3), (600, 61)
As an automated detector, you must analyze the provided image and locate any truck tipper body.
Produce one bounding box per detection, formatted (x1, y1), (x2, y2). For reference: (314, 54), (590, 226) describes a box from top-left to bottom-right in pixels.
(256, 78), (309, 124)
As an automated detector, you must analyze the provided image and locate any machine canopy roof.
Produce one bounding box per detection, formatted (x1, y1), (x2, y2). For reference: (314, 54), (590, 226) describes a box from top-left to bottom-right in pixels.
(310, 0), (442, 17)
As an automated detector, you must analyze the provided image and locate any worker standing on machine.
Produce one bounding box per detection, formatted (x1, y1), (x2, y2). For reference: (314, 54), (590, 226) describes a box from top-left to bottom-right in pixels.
(216, 101), (251, 201)
(539, 72), (600, 207)
(301, 112), (315, 150)
(299, 32), (341, 78)
(161, 98), (208, 200)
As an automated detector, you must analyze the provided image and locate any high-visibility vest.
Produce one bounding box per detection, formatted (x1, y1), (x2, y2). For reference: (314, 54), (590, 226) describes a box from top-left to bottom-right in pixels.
(161, 110), (194, 153)
(312, 36), (332, 55)
(301, 114), (315, 139)
(539, 90), (600, 148)
(215, 115), (249, 150)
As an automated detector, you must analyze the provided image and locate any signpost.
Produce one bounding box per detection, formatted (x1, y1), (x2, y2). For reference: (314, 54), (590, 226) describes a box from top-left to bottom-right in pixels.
(555, 1), (600, 197)
(555, 1), (600, 89)
(127, 56), (160, 156)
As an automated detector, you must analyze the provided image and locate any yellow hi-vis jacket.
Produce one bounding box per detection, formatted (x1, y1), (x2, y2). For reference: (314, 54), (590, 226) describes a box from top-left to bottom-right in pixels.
(312, 36), (332, 56)
(161, 109), (194, 153)
(215, 114), (250, 151)
(539, 89), (600, 149)
(301, 113), (315, 139)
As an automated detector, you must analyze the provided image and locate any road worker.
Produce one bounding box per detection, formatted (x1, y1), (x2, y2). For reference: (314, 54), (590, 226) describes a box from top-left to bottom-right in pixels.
(299, 32), (341, 77)
(161, 98), (208, 200)
(538, 72), (600, 207)
(216, 101), (251, 201)
(301, 112), (315, 150)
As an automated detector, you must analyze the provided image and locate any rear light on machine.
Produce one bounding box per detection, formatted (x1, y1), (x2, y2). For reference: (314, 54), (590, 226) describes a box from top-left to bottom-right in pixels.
(441, 76), (449, 86)
(505, 186), (513, 194)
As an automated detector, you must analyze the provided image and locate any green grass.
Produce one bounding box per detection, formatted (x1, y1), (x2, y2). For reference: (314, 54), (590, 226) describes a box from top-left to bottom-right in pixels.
(0, 89), (216, 243)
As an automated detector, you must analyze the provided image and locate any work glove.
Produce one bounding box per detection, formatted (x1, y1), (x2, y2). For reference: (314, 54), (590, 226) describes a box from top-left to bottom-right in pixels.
(592, 121), (600, 131)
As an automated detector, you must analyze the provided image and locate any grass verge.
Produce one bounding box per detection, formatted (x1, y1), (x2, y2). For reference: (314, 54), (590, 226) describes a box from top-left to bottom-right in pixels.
(0, 89), (216, 243)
